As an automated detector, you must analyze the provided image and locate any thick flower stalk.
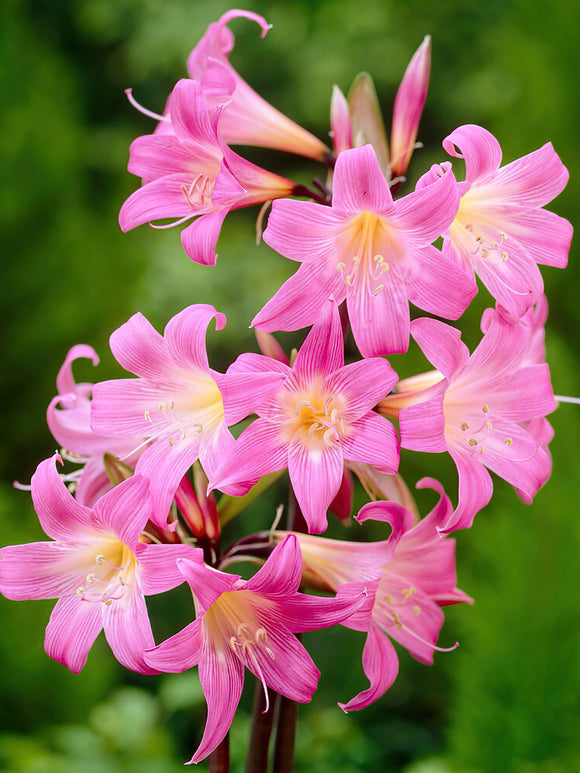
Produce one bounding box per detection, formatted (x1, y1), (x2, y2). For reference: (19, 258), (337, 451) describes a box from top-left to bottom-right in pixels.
(91, 304), (283, 529)
(427, 123), (573, 318)
(0, 456), (198, 674)
(144, 534), (365, 763)
(385, 308), (556, 531)
(186, 9), (329, 160)
(254, 144), (476, 355)
(210, 299), (400, 533)
(120, 76), (298, 265)
(276, 478), (470, 711)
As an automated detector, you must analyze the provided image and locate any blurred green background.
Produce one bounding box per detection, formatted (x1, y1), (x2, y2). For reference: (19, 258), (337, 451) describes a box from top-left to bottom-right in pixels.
(1, 0), (579, 770)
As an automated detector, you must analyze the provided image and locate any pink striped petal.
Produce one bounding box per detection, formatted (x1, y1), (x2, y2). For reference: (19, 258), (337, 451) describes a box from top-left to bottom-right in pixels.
(341, 412), (400, 473)
(44, 595), (103, 674)
(407, 244), (477, 319)
(144, 618), (204, 673)
(180, 208), (229, 266)
(332, 145), (394, 216)
(338, 623), (399, 712)
(410, 318), (469, 379)
(288, 441), (344, 534)
(31, 457), (93, 542)
(119, 174), (196, 230)
(137, 543), (203, 595)
(246, 535), (302, 596)
(292, 299), (344, 378)
(0, 542), (85, 600)
(164, 304), (225, 373)
(325, 358), (398, 419)
(399, 393), (447, 453)
(263, 198), (341, 263)
(443, 124), (502, 183)
(92, 475), (151, 548)
(103, 586), (157, 674)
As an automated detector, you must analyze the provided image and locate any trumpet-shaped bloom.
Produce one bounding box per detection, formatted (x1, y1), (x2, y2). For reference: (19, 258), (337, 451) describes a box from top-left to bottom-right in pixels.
(187, 10), (328, 160)
(210, 299), (400, 533)
(91, 305), (283, 530)
(47, 345), (144, 506)
(120, 77), (297, 265)
(397, 309), (556, 531)
(255, 144), (475, 356)
(0, 456), (198, 674)
(433, 124), (572, 318)
(144, 534), (364, 764)
(390, 35), (431, 179)
(277, 478), (470, 711)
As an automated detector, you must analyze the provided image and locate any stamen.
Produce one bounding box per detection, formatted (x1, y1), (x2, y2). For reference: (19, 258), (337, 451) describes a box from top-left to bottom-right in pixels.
(125, 88), (169, 123)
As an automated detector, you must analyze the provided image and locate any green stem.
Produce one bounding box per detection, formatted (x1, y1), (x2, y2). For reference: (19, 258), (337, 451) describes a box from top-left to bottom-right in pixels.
(246, 680), (279, 773)
(208, 732), (230, 773)
(272, 696), (298, 773)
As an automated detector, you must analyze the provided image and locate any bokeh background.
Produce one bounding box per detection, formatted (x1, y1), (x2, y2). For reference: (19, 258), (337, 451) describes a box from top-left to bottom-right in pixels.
(1, 0), (579, 771)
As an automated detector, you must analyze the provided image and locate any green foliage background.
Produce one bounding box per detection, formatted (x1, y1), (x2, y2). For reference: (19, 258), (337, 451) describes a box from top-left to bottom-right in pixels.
(1, 0), (578, 770)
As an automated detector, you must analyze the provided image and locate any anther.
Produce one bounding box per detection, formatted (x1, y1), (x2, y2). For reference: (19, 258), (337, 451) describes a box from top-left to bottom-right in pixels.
(482, 405), (489, 413)
(504, 437), (513, 446)
(412, 606), (421, 616)
(468, 438), (478, 447)
(486, 421), (493, 431)
(76, 587), (85, 597)
(336, 262), (346, 272)
(461, 422), (469, 431)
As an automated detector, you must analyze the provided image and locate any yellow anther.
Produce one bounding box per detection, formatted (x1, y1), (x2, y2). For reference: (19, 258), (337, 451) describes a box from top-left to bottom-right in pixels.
(504, 437), (513, 446)
(144, 410), (151, 422)
(502, 251), (509, 261)
(103, 599), (113, 606)
(255, 627), (268, 643)
(482, 405), (489, 413)
(86, 573), (95, 584)
(336, 262), (346, 271)
(468, 438), (478, 447)
(392, 611), (403, 629)
(95, 554), (105, 564)
(382, 263), (390, 272)
(401, 587), (417, 598)
(265, 647), (276, 660)
(412, 605), (421, 616)
(76, 587), (85, 597)
(481, 249), (489, 258)
(384, 594), (393, 604)
(486, 421), (493, 431)
(461, 422), (469, 431)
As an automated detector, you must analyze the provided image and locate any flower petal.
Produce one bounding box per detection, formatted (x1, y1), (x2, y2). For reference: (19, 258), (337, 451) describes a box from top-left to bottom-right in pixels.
(288, 441), (344, 534)
(44, 595), (103, 674)
(31, 456), (93, 542)
(103, 585), (157, 674)
(338, 623), (399, 712)
(443, 124), (502, 183)
(332, 145), (394, 216)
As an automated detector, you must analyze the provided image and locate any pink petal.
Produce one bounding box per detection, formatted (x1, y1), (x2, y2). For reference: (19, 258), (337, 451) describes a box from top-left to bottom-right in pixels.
(178, 555), (239, 612)
(92, 475), (152, 548)
(288, 441), (344, 534)
(55, 344), (99, 397)
(348, 263), (410, 356)
(491, 141), (569, 208)
(119, 174), (195, 231)
(325, 358), (398, 419)
(410, 318), (469, 379)
(0, 542), (85, 600)
(292, 298), (344, 378)
(31, 456), (93, 542)
(263, 198), (341, 264)
(406, 245), (477, 319)
(144, 619), (204, 673)
(394, 166), (460, 242)
(164, 304), (226, 373)
(103, 586), (157, 674)
(218, 369), (287, 425)
(252, 261), (345, 333)
(399, 393), (447, 453)
(332, 145), (394, 216)
(338, 623), (399, 711)
(209, 419), (288, 494)
(501, 208), (572, 269)
(108, 312), (175, 382)
(443, 124), (502, 183)
(443, 449), (494, 532)
(127, 134), (209, 180)
(180, 208), (229, 266)
(44, 595), (103, 674)
(137, 543), (203, 595)
(341, 412), (400, 473)
(246, 535), (302, 596)
(192, 643), (244, 763)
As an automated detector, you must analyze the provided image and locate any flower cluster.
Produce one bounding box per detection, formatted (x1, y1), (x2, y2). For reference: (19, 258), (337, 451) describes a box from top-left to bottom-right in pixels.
(0, 8), (572, 768)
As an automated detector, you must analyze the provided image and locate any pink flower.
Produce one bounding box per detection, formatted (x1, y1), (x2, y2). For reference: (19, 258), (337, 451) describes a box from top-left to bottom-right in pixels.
(432, 124), (573, 318)
(254, 144), (475, 356)
(278, 478), (471, 711)
(46, 345), (143, 506)
(0, 456), (198, 674)
(210, 299), (400, 533)
(396, 309), (556, 531)
(91, 305), (283, 529)
(390, 35), (431, 179)
(120, 77), (297, 265)
(144, 534), (364, 764)
(186, 10), (329, 160)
